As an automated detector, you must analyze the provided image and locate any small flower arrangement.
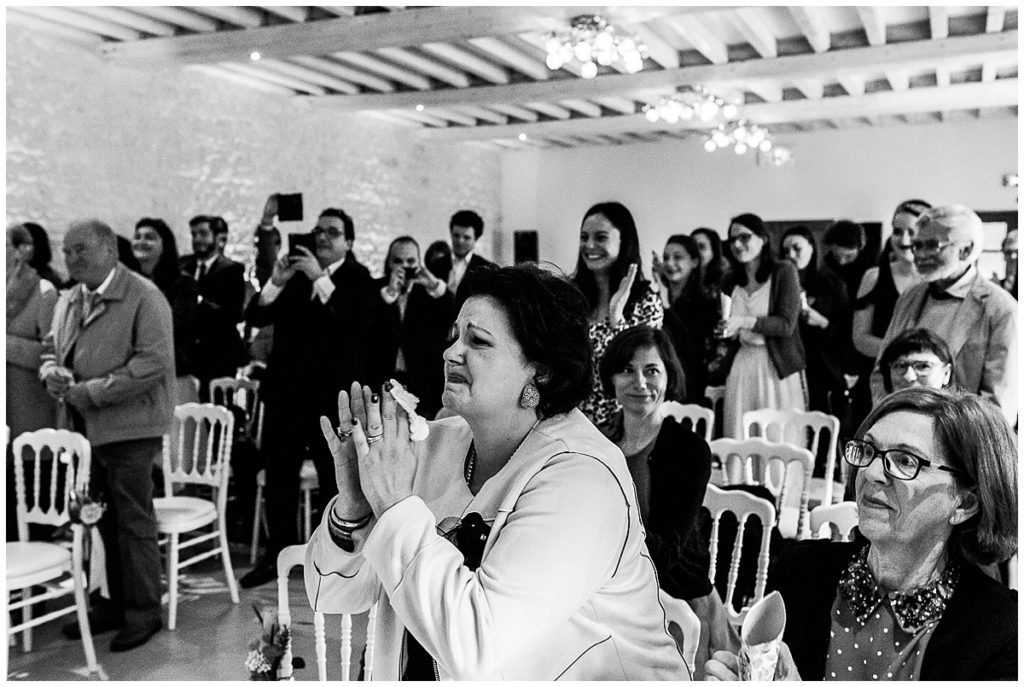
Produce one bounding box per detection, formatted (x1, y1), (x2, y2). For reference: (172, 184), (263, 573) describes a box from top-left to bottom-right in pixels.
(246, 605), (291, 680)
(67, 488), (106, 527)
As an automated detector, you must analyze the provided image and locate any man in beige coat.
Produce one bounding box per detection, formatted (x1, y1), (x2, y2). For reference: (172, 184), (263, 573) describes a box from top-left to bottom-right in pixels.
(40, 219), (174, 651)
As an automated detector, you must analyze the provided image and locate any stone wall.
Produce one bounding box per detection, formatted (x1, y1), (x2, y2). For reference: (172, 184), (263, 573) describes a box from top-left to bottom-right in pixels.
(6, 24), (502, 277)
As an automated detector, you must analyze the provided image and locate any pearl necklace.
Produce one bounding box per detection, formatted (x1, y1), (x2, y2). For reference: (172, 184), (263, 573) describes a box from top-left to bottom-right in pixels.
(464, 443), (476, 486)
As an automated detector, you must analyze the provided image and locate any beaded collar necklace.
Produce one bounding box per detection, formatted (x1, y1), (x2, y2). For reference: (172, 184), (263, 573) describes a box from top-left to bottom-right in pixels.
(463, 420), (541, 490)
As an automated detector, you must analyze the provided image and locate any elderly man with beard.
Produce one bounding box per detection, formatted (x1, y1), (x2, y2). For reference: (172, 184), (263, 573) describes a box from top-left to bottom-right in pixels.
(870, 205), (1017, 424)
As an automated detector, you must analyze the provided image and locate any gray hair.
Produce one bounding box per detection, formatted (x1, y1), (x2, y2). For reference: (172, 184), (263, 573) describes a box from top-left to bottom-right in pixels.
(915, 204), (984, 264)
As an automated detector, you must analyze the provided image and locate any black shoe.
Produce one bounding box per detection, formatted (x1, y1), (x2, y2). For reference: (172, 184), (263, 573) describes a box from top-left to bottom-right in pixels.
(239, 557), (277, 589)
(62, 610), (124, 640)
(110, 618), (162, 652)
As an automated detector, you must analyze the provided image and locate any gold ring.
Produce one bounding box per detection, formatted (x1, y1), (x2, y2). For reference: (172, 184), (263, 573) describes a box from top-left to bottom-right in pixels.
(366, 434), (384, 445)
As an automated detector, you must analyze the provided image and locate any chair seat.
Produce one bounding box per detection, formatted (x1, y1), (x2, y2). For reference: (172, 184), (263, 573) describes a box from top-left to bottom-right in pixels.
(6, 541), (72, 588)
(777, 505), (803, 540)
(255, 461), (319, 490)
(155, 496), (217, 533)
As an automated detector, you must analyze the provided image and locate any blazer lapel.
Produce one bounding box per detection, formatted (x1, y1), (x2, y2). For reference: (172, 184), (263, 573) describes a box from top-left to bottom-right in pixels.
(943, 273), (986, 357)
(60, 288), (86, 365)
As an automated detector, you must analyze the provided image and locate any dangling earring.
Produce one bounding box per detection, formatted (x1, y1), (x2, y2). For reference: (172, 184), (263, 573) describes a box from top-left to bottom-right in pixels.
(520, 382), (540, 409)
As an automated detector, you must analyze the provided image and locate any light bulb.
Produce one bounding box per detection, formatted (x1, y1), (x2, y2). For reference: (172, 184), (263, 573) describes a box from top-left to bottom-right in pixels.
(734, 142), (748, 155)
(662, 107), (679, 124)
(594, 30), (614, 51)
(713, 131), (729, 147)
(704, 139), (717, 153)
(699, 101), (718, 121)
(518, 133), (528, 141)
(415, 104), (425, 112)
(623, 52), (644, 73)
(249, 51), (261, 61)
(759, 139), (773, 152)
(644, 107), (660, 123)
(596, 49), (613, 66)
(580, 61), (598, 79)
(679, 104), (694, 120)
(559, 45), (573, 62)
(619, 37), (635, 53)
(545, 53), (564, 70)
(723, 103), (739, 119)
(734, 126), (748, 142)
(545, 36), (562, 54)
(574, 42), (592, 63)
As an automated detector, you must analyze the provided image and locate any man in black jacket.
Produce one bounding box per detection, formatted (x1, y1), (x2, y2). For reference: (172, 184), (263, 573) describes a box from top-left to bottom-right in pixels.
(446, 209), (495, 298)
(240, 207), (374, 587)
(180, 215), (246, 398)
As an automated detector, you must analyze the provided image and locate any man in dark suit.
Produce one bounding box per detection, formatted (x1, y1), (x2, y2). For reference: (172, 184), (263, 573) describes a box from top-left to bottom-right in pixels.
(367, 236), (454, 419)
(447, 209), (495, 298)
(180, 215), (246, 399)
(240, 207), (374, 587)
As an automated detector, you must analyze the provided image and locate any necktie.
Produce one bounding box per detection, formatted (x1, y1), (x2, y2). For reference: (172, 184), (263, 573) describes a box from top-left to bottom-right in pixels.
(197, 262), (208, 283)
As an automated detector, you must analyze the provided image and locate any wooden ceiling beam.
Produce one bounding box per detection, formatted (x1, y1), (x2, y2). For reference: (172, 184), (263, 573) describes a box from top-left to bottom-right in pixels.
(191, 65), (295, 94)
(72, 7), (178, 37)
(928, 7), (949, 39)
(559, 99), (603, 118)
(467, 37), (550, 81)
(129, 6), (218, 33)
(289, 55), (395, 92)
(189, 6), (263, 29)
(455, 105), (508, 125)
(376, 47), (471, 88)
(526, 102), (572, 120)
(490, 104), (539, 122)
(332, 52), (431, 90)
(729, 8), (778, 58)
(421, 43), (510, 84)
(792, 78), (824, 100)
(14, 6), (141, 41)
(264, 6), (309, 24)
(308, 31), (1016, 111)
(855, 7), (887, 46)
(219, 63), (326, 95)
(415, 79), (1018, 142)
(789, 6), (831, 53)
(593, 96), (636, 115)
(662, 15), (728, 64)
(257, 58), (360, 94)
(837, 74), (866, 97)
(626, 24), (680, 69)
(6, 9), (103, 44)
(98, 6), (721, 65)
(986, 6), (1008, 33)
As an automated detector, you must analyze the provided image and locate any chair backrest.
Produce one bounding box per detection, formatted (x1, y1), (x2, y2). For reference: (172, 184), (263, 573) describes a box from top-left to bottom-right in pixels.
(659, 589), (700, 675)
(710, 437), (814, 539)
(702, 484), (776, 625)
(163, 403), (234, 504)
(661, 401), (714, 443)
(11, 429), (92, 541)
(742, 407), (841, 504)
(276, 544), (377, 682)
(809, 501), (859, 541)
(210, 376), (264, 449)
(702, 386), (726, 439)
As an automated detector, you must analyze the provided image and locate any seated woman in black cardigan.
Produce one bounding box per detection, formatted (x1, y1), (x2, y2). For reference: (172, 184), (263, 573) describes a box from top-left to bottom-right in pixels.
(598, 325), (726, 677)
(706, 386), (1017, 681)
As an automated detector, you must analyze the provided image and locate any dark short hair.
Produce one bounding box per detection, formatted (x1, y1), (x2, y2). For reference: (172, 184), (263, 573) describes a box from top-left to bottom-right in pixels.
(458, 264), (592, 418)
(824, 219), (865, 250)
(209, 216), (229, 238)
(725, 212), (775, 287)
(893, 199), (932, 220)
(855, 387), (1018, 566)
(878, 328), (954, 393)
(599, 326), (686, 402)
(450, 210), (484, 238)
(188, 215), (212, 230)
(384, 235), (419, 277)
(318, 208), (355, 242)
(134, 217), (182, 292)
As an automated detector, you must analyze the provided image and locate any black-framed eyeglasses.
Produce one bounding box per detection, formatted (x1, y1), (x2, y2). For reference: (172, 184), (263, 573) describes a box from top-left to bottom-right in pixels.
(889, 359), (940, 376)
(843, 438), (963, 481)
(728, 232), (756, 245)
(910, 239), (955, 255)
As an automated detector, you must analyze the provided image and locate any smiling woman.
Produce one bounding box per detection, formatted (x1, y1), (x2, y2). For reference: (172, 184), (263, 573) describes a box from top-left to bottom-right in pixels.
(305, 265), (689, 680)
(705, 386), (1018, 681)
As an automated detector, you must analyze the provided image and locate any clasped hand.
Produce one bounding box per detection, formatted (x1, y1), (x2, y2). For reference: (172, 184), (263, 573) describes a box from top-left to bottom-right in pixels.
(704, 642), (801, 681)
(318, 381), (417, 521)
(270, 245), (322, 286)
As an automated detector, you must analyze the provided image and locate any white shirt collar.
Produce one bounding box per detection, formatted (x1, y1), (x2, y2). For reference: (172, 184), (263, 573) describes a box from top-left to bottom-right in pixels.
(324, 254), (346, 275)
(83, 266), (116, 297)
(453, 250), (473, 266)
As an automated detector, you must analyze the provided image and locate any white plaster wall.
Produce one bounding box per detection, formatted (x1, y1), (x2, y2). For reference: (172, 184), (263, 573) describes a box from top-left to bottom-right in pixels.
(6, 25), (502, 277)
(501, 117), (1018, 273)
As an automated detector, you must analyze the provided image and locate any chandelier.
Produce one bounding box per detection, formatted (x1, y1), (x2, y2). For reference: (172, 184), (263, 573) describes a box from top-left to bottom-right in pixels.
(642, 87), (740, 124)
(544, 15), (647, 78)
(703, 120), (776, 155)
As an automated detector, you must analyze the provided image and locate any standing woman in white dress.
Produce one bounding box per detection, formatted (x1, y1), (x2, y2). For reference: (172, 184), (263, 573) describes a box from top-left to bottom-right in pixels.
(719, 213), (807, 438)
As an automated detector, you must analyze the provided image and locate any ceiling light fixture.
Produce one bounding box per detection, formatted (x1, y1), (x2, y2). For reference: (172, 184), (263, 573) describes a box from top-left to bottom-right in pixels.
(703, 120), (776, 156)
(518, 133), (528, 141)
(544, 15), (647, 79)
(415, 104), (425, 112)
(249, 51), (261, 61)
(642, 86), (740, 125)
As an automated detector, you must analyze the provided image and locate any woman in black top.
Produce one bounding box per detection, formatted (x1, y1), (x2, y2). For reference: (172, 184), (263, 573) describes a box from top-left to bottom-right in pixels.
(653, 234), (718, 403)
(599, 325), (727, 677)
(132, 217), (199, 378)
(780, 226), (853, 418)
(691, 226), (728, 300)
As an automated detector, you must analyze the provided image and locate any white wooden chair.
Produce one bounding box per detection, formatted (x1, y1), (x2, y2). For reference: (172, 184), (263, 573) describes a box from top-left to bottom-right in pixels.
(7, 429), (99, 674)
(703, 385), (726, 439)
(276, 544), (378, 681)
(661, 401), (714, 443)
(658, 589), (700, 676)
(710, 437), (814, 539)
(1007, 554), (1018, 591)
(702, 484), (776, 626)
(809, 501), (859, 541)
(155, 403), (239, 630)
(742, 408), (842, 506)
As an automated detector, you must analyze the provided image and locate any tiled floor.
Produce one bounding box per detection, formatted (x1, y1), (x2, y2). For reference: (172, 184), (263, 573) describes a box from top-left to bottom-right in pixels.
(6, 545), (370, 681)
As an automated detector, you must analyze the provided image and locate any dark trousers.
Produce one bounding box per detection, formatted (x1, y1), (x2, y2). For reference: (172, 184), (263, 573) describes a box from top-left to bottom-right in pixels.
(92, 438), (163, 627)
(260, 402), (339, 558)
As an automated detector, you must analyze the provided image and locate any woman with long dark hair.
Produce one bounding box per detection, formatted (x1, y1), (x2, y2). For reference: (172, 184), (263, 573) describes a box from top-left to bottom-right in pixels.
(654, 234), (717, 402)
(132, 217), (199, 378)
(719, 213), (806, 438)
(691, 226), (728, 299)
(573, 201), (663, 425)
(780, 225), (853, 416)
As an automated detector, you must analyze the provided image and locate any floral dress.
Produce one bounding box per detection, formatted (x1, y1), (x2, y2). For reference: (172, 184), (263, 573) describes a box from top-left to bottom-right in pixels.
(579, 287), (664, 426)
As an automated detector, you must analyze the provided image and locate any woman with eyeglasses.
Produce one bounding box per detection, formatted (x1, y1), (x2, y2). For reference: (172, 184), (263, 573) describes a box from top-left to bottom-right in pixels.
(305, 265), (688, 680)
(706, 386), (1017, 680)
(877, 328), (954, 395)
(573, 202), (664, 426)
(719, 213), (806, 439)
